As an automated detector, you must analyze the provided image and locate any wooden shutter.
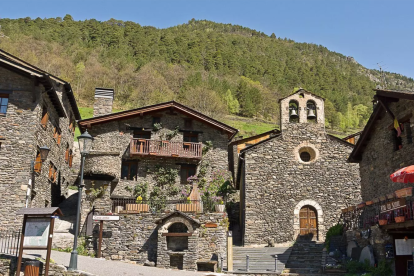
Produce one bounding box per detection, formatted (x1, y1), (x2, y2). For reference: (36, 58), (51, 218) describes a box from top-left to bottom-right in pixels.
(41, 107), (49, 127)
(65, 148), (69, 162)
(53, 168), (57, 183)
(34, 152), (42, 173)
(69, 151), (73, 167)
(48, 163), (53, 179)
(57, 133), (62, 145)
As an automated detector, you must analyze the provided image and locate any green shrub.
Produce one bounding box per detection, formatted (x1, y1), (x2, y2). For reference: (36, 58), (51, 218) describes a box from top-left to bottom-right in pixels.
(325, 223), (343, 249)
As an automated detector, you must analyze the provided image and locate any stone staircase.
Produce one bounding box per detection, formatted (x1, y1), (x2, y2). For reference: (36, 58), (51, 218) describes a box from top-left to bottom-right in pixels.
(231, 246), (292, 273)
(281, 240), (337, 276)
(52, 189), (78, 249)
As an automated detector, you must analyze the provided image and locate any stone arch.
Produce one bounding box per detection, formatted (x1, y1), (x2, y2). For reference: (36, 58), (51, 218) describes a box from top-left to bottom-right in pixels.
(160, 216), (194, 233)
(288, 100), (299, 123)
(293, 199), (324, 240)
(306, 100), (317, 123)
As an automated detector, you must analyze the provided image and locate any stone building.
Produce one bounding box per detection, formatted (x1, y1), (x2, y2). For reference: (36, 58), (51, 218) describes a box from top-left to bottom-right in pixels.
(237, 89), (361, 246)
(77, 94), (237, 270)
(347, 89), (414, 275)
(0, 49), (81, 230)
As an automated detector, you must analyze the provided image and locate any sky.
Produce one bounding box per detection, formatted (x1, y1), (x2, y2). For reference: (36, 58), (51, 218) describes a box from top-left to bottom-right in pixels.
(1, 0), (413, 79)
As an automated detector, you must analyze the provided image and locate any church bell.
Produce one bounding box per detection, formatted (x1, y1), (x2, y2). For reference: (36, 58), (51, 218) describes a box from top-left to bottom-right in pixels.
(307, 109), (316, 119)
(290, 109), (298, 119)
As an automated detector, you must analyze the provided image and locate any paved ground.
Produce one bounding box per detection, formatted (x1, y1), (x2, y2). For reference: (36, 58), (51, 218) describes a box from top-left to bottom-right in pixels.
(232, 246), (292, 273)
(23, 250), (220, 276)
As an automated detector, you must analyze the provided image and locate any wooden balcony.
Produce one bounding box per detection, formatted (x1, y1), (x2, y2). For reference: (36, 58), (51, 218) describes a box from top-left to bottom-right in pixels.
(130, 139), (202, 159)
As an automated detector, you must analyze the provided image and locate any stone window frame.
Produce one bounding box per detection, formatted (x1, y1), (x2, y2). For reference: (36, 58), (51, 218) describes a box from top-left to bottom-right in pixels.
(288, 100), (299, 123)
(293, 199), (324, 241)
(294, 142), (319, 164)
(48, 162), (57, 183)
(0, 93), (10, 115)
(121, 159), (138, 180)
(306, 100), (317, 123)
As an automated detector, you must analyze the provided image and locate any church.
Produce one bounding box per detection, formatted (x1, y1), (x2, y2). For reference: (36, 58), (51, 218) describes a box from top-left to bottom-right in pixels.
(236, 89), (362, 245)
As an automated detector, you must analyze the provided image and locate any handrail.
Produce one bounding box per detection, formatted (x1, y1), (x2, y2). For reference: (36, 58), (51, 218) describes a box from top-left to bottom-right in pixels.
(130, 139), (202, 158)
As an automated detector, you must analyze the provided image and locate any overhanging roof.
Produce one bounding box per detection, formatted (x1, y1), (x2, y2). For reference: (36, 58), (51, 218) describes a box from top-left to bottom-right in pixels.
(229, 129), (280, 146)
(78, 101), (238, 139)
(154, 210), (200, 226)
(0, 49), (81, 120)
(17, 207), (63, 216)
(349, 89), (414, 163)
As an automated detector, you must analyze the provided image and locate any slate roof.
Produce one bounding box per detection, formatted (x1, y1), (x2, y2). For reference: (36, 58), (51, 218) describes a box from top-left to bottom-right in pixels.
(277, 88), (325, 103)
(17, 207), (63, 216)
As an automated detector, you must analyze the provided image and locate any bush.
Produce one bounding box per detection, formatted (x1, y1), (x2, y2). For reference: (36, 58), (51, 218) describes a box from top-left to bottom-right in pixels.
(325, 223), (343, 249)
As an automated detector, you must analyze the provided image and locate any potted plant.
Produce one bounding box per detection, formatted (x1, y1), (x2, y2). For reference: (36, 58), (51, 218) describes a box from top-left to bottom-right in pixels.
(395, 216), (405, 223)
(378, 219), (388, 226)
(215, 199), (225, 213)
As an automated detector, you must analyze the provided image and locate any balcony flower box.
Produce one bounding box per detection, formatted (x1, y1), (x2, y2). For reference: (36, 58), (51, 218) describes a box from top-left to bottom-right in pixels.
(365, 200), (374, 206)
(215, 204), (225, 213)
(386, 193), (395, 200)
(378, 219), (388, 226)
(395, 216), (406, 223)
(347, 206), (356, 212)
(395, 187), (413, 198)
(176, 203), (198, 213)
(372, 198), (380, 204)
(124, 203), (149, 213)
(379, 196), (387, 202)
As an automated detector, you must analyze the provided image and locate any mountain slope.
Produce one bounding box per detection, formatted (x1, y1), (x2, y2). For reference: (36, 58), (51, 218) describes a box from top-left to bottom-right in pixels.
(0, 16), (412, 132)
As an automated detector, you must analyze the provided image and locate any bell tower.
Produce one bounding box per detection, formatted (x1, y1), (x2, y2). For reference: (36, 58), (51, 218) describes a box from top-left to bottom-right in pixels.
(279, 89), (325, 131)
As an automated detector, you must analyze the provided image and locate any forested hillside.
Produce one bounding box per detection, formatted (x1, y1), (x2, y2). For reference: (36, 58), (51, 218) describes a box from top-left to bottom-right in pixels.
(0, 16), (413, 133)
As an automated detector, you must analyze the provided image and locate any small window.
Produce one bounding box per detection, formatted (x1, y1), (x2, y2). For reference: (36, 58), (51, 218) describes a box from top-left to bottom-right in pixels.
(180, 165), (196, 184)
(300, 152), (311, 162)
(0, 94), (9, 114)
(184, 119), (193, 129)
(34, 151), (42, 173)
(49, 162), (57, 183)
(53, 127), (62, 145)
(121, 160), (138, 180)
(152, 117), (161, 126)
(41, 106), (49, 128)
(68, 150), (73, 168)
(183, 133), (198, 143)
(392, 128), (403, 151)
(133, 131), (151, 139)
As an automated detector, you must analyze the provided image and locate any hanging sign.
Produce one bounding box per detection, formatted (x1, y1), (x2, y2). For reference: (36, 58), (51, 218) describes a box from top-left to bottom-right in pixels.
(380, 198), (406, 213)
(93, 215), (119, 221)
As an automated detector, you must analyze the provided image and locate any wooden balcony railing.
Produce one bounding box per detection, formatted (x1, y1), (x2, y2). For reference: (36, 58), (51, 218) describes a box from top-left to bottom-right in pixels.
(130, 139), (202, 159)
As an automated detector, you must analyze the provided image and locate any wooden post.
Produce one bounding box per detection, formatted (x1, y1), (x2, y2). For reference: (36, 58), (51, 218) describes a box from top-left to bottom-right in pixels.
(15, 215), (27, 276)
(44, 217), (55, 276)
(98, 220), (103, 258)
(227, 231), (233, 272)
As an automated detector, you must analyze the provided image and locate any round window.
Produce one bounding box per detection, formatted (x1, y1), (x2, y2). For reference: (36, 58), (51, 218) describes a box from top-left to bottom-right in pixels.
(300, 152), (311, 162)
(298, 146), (317, 163)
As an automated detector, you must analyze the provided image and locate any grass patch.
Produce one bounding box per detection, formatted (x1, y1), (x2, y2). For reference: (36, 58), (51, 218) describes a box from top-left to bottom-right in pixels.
(222, 118), (277, 138)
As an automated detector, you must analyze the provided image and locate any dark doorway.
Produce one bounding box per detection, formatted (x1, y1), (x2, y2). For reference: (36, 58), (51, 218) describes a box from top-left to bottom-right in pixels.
(170, 254), (183, 270)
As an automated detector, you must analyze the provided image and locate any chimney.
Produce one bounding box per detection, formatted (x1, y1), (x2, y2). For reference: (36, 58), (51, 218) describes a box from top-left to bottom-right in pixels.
(93, 88), (114, 117)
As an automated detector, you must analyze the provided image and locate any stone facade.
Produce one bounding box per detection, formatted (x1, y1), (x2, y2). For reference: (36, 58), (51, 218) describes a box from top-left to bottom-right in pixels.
(239, 90), (361, 245)
(355, 99), (414, 200)
(0, 55), (80, 231)
(90, 212), (227, 270)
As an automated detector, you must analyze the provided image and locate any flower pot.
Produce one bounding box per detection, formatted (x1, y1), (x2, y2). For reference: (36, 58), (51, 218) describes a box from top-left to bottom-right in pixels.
(357, 203), (366, 209)
(378, 219), (388, 226)
(215, 204), (225, 213)
(365, 200), (373, 206)
(386, 193), (395, 200)
(347, 206), (356, 212)
(395, 216), (405, 223)
(379, 196), (387, 202)
(395, 187), (413, 198)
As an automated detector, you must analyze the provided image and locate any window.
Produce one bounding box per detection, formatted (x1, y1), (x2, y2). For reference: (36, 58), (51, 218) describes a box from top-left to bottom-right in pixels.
(69, 120), (76, 134)
(300, 152), (311, 162)
(133, 130), (151, 139)
(392, 128), (403, 151)
(34, 151), (42, 173)
(49, 162), (57, 183)
(180, 165), (196, 184)
(121, 160), (138, 180)
(184, 119), (193, 129)
(0, 94), (9, 114)
(53, 127), (62, 145)
(298, 146), (317, 163)
(152, 117), (161, 127)
(65, 144), (73, 167)
(183, 133), (198, 143)
(41, 106), (49, 128)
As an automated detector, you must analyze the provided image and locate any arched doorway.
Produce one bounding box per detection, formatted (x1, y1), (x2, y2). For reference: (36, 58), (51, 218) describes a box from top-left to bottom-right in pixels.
(293, 199), (324, 241)
(299, 205), (318, 240)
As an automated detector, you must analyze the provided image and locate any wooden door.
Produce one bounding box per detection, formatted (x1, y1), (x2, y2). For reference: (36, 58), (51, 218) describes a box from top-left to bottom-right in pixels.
(299, 206), (318, 240)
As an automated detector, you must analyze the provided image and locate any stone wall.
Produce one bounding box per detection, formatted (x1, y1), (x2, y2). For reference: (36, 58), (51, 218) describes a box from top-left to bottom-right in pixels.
(92, 212), (227, 270)
(359, 99), (414, 201)
(0, 66), (78, 230)
(242, 123), (361, 245)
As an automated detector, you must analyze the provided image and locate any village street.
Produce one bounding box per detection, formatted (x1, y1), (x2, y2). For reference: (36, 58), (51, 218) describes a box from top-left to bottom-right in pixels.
(23, 249), (212, 276)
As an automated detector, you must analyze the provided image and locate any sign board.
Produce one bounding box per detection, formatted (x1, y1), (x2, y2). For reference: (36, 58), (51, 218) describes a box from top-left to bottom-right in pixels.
(23, 217), (50, 247)
(380, 198), (406, 213)
(408, 260), (414, 276)
(93, 215), (119, 221)
(384, 244), (394, 259)
(395, 239), (414, 255)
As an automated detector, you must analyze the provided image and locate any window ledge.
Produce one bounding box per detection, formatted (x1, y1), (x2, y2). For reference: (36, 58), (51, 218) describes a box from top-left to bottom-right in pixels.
(0, 113), (6, 117)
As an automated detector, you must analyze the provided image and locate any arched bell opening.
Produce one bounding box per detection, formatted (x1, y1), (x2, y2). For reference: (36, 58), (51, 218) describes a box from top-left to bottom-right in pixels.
(167, 222), (189, 251)
(289, 100), (299, 123)
(306, 100), (317, 123)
